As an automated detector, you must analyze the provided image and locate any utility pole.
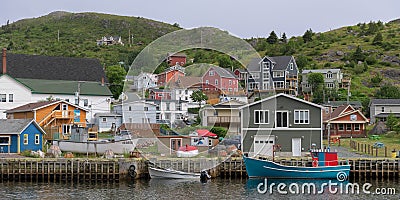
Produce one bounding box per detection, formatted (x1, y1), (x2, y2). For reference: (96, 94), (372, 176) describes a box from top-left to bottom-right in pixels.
(57, 30), (60, 42)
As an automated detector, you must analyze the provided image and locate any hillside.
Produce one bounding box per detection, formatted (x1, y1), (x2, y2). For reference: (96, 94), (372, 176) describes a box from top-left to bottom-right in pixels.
(0, 11), (180, 67)
(1, 12), (399, 107)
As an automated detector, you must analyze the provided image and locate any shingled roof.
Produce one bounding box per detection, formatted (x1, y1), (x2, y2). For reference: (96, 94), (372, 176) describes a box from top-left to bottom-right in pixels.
(0, 53), (107, 82)
(0, 119), (35, 134)
(246, 56), (294, 71)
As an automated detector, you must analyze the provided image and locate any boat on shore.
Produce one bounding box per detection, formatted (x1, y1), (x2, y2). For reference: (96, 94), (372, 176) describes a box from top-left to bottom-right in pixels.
(148, 167), (201, 179)
(52, 139), (137, 155)
(243, 150), (350, 180)
(176, 145), (199, 157)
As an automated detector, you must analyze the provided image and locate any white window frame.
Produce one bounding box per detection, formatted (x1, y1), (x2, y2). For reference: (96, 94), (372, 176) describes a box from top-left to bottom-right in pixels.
(326, 83), (334, 88)
(23, 134), (28, 145)
(229, 80), (232, 85)
(274, 81), (284, 88)
(102, 117), (107, 122)
(254, 110), (269, 124)
(205, 80), (209, 85)
(263, 62), (270, 70)
(209, 70), (215, 76)
(326, 73), (333, 79)
(0, 94), (6, 102)
(8, 94), (13, 102)
(35, 134), (40, 145)
(294, 110), (310, 124)
(275, 111), (289, 128)
(0, 136), (10, 145)
(273, 71), (284, 78)
(290, 63), (294, 70)
(215, 79), (218, 85)
(338, 124), (344, 131)
(354, 124), (360, 131)
(346, 124), (352, 131)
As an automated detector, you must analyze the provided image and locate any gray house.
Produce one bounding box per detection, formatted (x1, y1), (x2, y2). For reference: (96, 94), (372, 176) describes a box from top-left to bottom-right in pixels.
(369, 99), (400, 124)
(239, 93), (323, 157)
(247, 56), (299, 96)
(301, 69), (343, 93)
(94, 113), (122, 132)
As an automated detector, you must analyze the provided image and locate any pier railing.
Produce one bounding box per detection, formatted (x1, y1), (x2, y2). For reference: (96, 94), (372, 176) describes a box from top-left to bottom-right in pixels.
(349, 140), (397, 158)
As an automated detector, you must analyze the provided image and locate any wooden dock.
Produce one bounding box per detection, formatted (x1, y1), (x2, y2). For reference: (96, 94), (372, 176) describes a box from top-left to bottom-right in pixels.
(1, 157), (399, 181)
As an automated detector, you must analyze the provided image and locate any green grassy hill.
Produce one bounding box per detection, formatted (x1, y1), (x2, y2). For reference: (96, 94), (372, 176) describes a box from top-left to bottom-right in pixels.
(0, 11), (180, 67)
(1, 12), (399, 106)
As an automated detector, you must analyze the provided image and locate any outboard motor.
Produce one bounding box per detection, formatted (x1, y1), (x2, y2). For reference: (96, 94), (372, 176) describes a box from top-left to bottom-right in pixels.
(200, 170), (210, 183)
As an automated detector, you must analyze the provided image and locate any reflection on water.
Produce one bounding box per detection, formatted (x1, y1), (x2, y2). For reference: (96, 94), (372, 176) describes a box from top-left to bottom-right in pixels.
(0, 178), (398, 200)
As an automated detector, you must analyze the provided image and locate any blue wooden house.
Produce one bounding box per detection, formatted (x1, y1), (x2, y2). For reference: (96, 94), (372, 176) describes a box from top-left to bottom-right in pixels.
(0, 119), (46, 153)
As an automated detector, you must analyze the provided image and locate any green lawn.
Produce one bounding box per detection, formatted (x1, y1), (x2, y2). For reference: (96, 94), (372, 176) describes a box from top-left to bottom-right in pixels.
(330, 133), (400, 157)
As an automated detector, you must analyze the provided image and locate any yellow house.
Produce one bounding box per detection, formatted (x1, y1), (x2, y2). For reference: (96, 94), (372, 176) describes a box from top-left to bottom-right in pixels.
(5, 100), (88, 140)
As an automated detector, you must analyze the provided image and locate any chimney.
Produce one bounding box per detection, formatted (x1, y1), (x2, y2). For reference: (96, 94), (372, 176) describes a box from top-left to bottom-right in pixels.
(101, 77), (105, 86)
(2, 48), (6, 75)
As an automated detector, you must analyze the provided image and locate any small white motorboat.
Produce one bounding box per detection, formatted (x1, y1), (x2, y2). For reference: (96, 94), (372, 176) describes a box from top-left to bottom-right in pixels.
(148, 167), (201, 179)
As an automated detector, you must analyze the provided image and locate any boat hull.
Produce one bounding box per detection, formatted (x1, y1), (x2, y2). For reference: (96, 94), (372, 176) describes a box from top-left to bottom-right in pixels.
(53, 139), (137, 155)
(243, 156), (350, 180)
(176, 150), (199, 157)
(148, 167), (200, 179)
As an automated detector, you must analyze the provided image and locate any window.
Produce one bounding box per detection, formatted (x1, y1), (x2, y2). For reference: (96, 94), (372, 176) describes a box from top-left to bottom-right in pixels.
(263, 72), (270, 80)
(35, 134), (40, 145)
(215, 79), (218, 85)
(326, 73), (333, 79)
(263, 82), (270, 90)
(354, 124), (360, 131)
(205, 80), (209, 85)
(290, 63), (294, 70)
(75, 98), (79, 105)
(338, 124), (344, 131)
(229, 80), (232, 85)
(273, 71), (284, 78)
(158, 93), (164, 97)
(254, 110), (269, 124)
(0, 94), (6, 102)
(83, 99), (88, 107)
(276, 111), (288, 128)
(249, 82), (259, 90)
(0, 136), (10, 145)
(250, 73), (260, 79)
(156, 113), (161, 120)
(144, 107), (149, 111)
(177, 103), (181, 111)
(381, 107), (385, 112)
(325, 107), (330, 114)
(326, 83), (334, 88)
(23, 134), (28, 145)
(8, 94), (13, 102)
(185, 90), (188, 95)
(209, 70), (215, 76)
(346, 124), (352, 131)
(166, 103), (170, 111)
(274, 82), (284, 88)
(209, 139), (213, 146)
(304, 83), (311, 88)
(129, 106), (132, 111)
(294, 110), (309, 124)
(102, 118), (107, 122)
(263, 62), (270, 70)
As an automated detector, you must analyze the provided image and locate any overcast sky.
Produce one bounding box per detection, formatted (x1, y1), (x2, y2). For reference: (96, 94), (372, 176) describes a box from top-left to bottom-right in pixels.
(1, 0), (399, 38)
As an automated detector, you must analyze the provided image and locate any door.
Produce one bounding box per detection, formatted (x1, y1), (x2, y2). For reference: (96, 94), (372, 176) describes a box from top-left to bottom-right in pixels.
(292, 138), (302, 156)
(170, 138), (182, 154)
(61, 104), (69, 117)
(253, 135), (274, 157)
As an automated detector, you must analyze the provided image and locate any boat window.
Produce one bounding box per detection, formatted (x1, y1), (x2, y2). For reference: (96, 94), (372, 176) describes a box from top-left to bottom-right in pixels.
(269, 141), (273, 143)
(260, 141), (264, 143)
(255, 141), (259, 143)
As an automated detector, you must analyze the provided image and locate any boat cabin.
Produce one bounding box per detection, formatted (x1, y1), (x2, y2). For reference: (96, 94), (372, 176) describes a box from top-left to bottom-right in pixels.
(311, 149), (338, 167)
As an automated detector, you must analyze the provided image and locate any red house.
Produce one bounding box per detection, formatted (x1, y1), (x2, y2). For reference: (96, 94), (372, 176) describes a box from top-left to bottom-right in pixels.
(157, 66), (185, 86)
(149, 88), (172, 100)
(167, 53), (187, 67)
(324, 104), (369, 138)
(202, 66), (238, 92)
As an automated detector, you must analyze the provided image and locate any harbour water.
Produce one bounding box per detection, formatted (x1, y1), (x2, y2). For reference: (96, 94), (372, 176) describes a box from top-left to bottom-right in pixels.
(0, 178), (398, 199)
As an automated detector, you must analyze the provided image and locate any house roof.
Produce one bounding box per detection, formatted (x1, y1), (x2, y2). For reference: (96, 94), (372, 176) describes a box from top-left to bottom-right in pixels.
(168, 53), (187, 58)
(0, 53), (107, 82)
(246, 56), (294, 71)
(267, 56), (293, 71)
(15, 78), (112, 96)
(323, 101), (362, 108)
(167, 76), (202, 89)
(207, 66), (236, 79)
(370, 99), (400, 105)
(5, 100), (89, 113)
(195, 129), (217, 137)
(94, 113), (122, 117)
(0, 119), (45, 135)
(330, 105), (351, 119)
(239, 93), (324, 109)
(302, 69), (341, 74)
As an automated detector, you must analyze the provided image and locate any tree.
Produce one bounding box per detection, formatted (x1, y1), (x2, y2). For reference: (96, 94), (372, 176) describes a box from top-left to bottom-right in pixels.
(190, 90), (208, 108)
(302, 29), (313, 43)
(308, 73), (325, 103)
(217, 55), (233, 68)
(267, 31), (278, 44)
(372, 32), (383, 45)
(375, 84), (400, 99)
(105, 65), (127, 99)
(386, 113), (399, 131)
(352, 45), (365, 62)
(281, 32), (288, 43)
(295, 55), (309, 70)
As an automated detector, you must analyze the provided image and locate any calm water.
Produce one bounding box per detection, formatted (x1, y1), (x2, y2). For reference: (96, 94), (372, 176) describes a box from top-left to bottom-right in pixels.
(0, 178), (399, 200)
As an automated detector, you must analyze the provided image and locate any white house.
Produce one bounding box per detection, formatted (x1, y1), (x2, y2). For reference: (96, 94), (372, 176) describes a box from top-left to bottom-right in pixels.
(146, 99), (189, 127)
(131, 72), (158, 91)
(113, 101), (158, 124)
(167, 76), (202, 108)
(0, 49), (112, 122)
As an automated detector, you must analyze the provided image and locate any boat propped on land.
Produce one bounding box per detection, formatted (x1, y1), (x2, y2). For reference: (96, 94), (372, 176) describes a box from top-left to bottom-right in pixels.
(148, 167), (201, 179)
(243, 150), (350, 180)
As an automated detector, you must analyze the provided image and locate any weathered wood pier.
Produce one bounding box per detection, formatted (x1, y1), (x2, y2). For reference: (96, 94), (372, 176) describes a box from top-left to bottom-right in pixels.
(1, 157), (400, 182)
